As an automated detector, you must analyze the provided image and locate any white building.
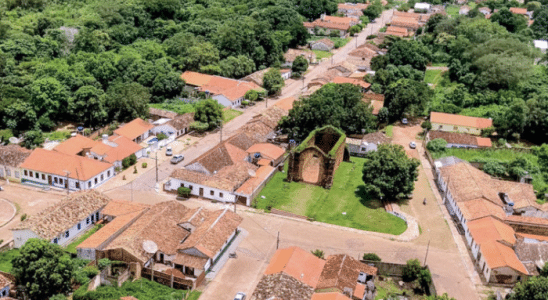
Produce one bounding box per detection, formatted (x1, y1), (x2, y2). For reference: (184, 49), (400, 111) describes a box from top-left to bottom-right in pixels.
(414, 2), (431, 12)
(11, 191), (111, 248)
(534, 40), (548, 53)
(20, 148), (115, 190)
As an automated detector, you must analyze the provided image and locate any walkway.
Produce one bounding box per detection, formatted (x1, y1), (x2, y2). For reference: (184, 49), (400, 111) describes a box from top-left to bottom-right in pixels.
(205, 229), (248, 281)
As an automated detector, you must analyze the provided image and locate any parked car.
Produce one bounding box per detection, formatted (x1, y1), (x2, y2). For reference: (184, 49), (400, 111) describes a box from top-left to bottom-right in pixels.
(402, 118), (408, 125)
(170, 154), (184, 164)
(165, 146), (173, 156)
(234, 292), (246, 300)
(409, 141), (416, 149)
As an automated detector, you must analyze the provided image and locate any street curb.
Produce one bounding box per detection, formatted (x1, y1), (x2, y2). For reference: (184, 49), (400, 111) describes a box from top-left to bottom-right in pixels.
(0, 198), (17, 228)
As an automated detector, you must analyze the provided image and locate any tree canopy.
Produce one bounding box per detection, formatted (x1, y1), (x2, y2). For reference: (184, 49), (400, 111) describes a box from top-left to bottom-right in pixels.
(279, 83), (377, 141)
(509, 276), (548, 300)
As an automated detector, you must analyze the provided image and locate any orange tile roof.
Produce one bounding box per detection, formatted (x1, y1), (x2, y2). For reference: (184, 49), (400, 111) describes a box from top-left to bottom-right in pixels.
(120, 297), (138, 300)
(516, 232), (548, 242)
(385, 26), (408, 37)
(264, 246), (326, 288)
(393, 11), (421, 19)
(354, 282), (366, 299)
(316, 254), (378, 292)
(332, 77), (371, 89)
(481, 240), (528, 274)
(468, 216), (516, 246)
(77, 210), (144, 250)
(257, 158), (271, 166)
(311, 293), (352, 300)
(275, 97), (297, 111)
(199, 76), (263, 102)
(506, 215), (548, 226)
(476, 137), (492, 147)
(304, 20), (351, 31)
(457, 199), (505, 221)
(92, 135), (143, 163)
(323, 15), (355, 26)
(101, 199), (150, 217)
(21, 148), (112, 181)
(246, 143), (285, 161)
(54, 135), (97, 156)
(338, 3), (368, 11)
(510, 7), (527, 15)
(391, 17), (420, 30)
(236, 165), (275, 196)
(180, 71), (213, 87)
(114, 118), (154, 141)
(370, 100), (384, 115)
(431, 112), (493, 129)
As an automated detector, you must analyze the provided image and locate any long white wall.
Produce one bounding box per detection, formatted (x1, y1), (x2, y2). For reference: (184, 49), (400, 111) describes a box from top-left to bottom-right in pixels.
(21, 166), (115, 191)
(165, 178), (236, 203)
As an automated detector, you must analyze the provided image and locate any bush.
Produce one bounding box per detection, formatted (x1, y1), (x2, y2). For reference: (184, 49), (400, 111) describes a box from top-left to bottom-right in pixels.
(334, 40), (343, 49)
(156, 133), (168, 141)
(190, 121), (209, 133)
(133, 166), (137, 174)
(177, 187), (191, 198)
(98, 258), (112, 271)
(498, 138), (507, 146)
(402, 259), (422, 282)
(329, 30), (340, 37)
(418, 268), (432, 292)
(122, 157), (131, 169)
(421, 121), (432, 131)
(482, 127), (495, 137)
(483, 161), (507, 177)
(367, 34), (377, 40)
(0, 129), (14, 143)
(427, 138), (447, 152)
(349, 25), (361, 36)
(21, 213), (27, 221)
(311, 249), (325, 259)
(242, 100), (250, 107)
(129, 153), (137, 165)
(245, 90), (258, 101)
(362, 253), (382, 261)
(142, 162), (147, 168)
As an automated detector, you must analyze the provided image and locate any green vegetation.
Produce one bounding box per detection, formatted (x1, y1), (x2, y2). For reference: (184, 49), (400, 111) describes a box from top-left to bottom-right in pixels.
(375, 278), (412, 300)
(424, 70), (444, 86)
(308, 36), (352, 47)
(255, 157), (407, 235)
(312, 50), (333, 60)
(445, 5), (460, 17)
(65, 224), (102, 254)
(385, 125), (393, 137)
(73, 278), (201, 300)
(148, 102), (196, 116)
(0, 249), (20, 273)
(430, 148), (537, 163)
(45, 130), (72, 141)
(223, 109), (243, 124)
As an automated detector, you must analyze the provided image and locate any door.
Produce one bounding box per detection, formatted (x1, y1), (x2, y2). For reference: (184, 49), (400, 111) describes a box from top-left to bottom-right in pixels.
(199, 188), (204, 197)
(48, 175), (52, 185)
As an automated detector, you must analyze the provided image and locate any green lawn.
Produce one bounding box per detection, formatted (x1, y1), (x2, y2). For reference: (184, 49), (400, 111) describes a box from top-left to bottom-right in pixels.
(0, 249), (20, 273)
(375, 279), (413, 299)
(468, 2), (477, 8)
(424, 70), (444, 86)
(312, 50), (333, 59)
(431, 63), (448, 67)
(385, 125), (394, 137)
(446, 5), (460, 16)
(430, 148), (537, 163)
(45, 130), (72, 141)
(255, 157), (407, 235)
(223, 109), (243, 123)
(65, 224), (102, 254)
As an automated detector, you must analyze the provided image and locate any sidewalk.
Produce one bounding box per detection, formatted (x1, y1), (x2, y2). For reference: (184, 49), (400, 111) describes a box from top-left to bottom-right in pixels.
(206, 228), (249, 280)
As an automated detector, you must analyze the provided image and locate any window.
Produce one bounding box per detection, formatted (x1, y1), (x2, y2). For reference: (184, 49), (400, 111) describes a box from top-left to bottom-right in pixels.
(95, 178), (98, 184)
(24, 170), (28, 176)
(360, 147), (366, 152)
(101, 174), (104, 181)
(29, 171), (33, 177)
(75, 182), (80, 189)
(53, 238), (58, 244)
(59, 178), (63, 184)
(220, 192), (224, 198)
(91, 214), (95, 222)
(86, 218), (90, 224)
(180, 183), (184, 187)
(88, 182), (91, 188)
(189, 185), (193, 190)
(65, 231), (69, 238)
(77, 223), (81, 230)
(54, 177), (58, 184)
(96, 212), (99, 220)
(41, 174), (45, 180)
(210, 190), (214, 196)
(107, 170), (111, 177)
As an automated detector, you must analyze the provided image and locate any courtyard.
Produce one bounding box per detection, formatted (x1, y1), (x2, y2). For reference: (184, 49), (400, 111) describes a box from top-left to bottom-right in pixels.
(254, 157), (407, 235)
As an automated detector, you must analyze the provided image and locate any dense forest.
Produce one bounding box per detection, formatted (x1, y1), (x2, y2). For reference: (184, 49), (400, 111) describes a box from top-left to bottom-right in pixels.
(0, 0), (341, 137)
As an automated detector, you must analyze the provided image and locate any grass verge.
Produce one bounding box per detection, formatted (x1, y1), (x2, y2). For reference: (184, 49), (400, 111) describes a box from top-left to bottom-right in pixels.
(0, 249), (20, 273)
(312, 50), (333, 59)
(223, 109), (243, 124)
(65, 224), (102, 254)
(255, 157), (407, 235)
(446, 5), (460, 16)
(385, 125), (394, 137)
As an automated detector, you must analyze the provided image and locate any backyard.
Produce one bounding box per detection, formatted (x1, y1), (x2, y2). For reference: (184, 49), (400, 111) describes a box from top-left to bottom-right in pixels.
(255, 157), (407, 235)
(65, 224), (103, 254)
(312, 50), (333, 60)
(0, 249), (19, 273)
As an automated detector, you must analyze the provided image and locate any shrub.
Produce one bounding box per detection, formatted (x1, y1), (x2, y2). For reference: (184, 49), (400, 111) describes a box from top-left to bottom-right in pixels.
(421, 121), (432, 131)
(418, 268), (432, 292)
(427, 138), (447, 152)
(242, 100), (250, 107)
(483, 161), (507, 177)
(311, 249), (325, 259)
(362, 253), (382, 261)
(177, 187), (191, 198)
(129, 153), (137, 165)
(334, 40), (344, 49)
(122, 157), (131, 169)
(245, 90), (258, 101)
(498, 138), (507, 146)
(349, 25), (361, 36)
(482, 127), (495, 137)
(366, 34), (377, 40)
(0, 129), (14, 143)
(142, 162), (147, 168)
(329, 30), (340, 37)
(190, 121), (209, 133)
(21, 213), (27, 221)
(156, 133), (168, 141)
(402, 259), (422, 282)
(133, 166), (137, 174)
(98, 258), (112, 270)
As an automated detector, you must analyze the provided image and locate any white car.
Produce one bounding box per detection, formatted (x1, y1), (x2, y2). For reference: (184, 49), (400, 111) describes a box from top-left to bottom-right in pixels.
(409, 141), (417, 149)
(170, 154), (184, 164)
(165, 146), (173, 156)
(234, 292), (246, 300)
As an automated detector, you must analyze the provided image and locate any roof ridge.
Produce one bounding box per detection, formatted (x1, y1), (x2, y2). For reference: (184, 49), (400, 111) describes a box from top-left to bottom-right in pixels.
(187, 207), (204, 223)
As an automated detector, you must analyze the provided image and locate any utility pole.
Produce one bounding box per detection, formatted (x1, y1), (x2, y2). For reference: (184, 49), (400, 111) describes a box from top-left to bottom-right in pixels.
(424, 239), (431, 266)
(277, 231), (280, 249)
(155, 152), (158, 183)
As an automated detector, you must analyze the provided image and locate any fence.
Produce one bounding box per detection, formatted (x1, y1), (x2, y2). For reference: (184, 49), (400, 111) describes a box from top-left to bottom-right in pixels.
(141, 268), (195, 290)
(361, 260), (437, 296)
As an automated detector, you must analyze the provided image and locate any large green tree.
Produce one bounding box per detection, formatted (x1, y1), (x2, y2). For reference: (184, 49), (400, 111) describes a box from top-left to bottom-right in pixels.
(71, 85), (107, 127)
(362, 144), (420, 201)
(279, 83), (377, 141)
(12, 239), (75, 300)
(508, 276), (548, 300)
(384, 79), (433, 120)
(490, 8), (527, 33)
(194, 98), (223, 129)
(291, 55), (308, 76)
(105, 81), (150, 122)
(386, 40), (432, 70)
(263, 68), (285, 95)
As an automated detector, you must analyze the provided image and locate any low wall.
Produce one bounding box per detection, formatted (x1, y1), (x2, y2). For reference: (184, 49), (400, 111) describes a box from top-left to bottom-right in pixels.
(141, 268), (193, 290)
(270, 208), (308, 220)
(361, 260), (437, 296)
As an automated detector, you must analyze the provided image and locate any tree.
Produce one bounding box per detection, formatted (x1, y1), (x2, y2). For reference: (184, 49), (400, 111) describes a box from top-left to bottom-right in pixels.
(426, 138), (447, 152)
(219, 55), (256, 78)
(177, 187), (191, 198)
(311, 249), (325, 259)
(296, 0), (338, 20)
(263, 68), (285, 95)
(418, 268), (433, 292)
(384, 79), (433, 120)
(490, 8), (527, 33)
(12, 239), (74, 300)
(23, 130), (44, 149)
(71, 85), (107, 127)
(483, 160), (507, 177)
(402, 259), (422, 282)
(363, 0), (383, 20)
(534, 144), (548, 172)
(279, 83), (377, 141)
(292, 56), (309, 77)
(386, 40), (432, 70)
(362, 253), (382, 261)
(30, 77), (69, 120)
(541, 261), (548, 277)
(531, 7), (548, 39)
(194, 99), (223, 129)
(495, 99), (529, 138)
(3, 102), (37, 131)
(245, 90), (259, 101)
(508, 276), (548, 300)
(105, 82), (150, 122)
(362, 144), (420, 201)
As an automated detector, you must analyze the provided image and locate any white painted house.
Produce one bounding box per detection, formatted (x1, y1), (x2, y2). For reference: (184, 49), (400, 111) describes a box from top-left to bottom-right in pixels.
(20, 148), (115, 191)
(11, 191), (110, 248)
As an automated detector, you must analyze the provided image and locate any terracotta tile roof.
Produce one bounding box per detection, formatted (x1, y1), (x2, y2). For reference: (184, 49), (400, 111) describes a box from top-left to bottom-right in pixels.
(178, 208), (242, 258)
(332, 77), (371, 89)
(173, 252), (209, 269)
(171, 163), (257, 191)
(180, 71), (213, 87)
(328, 62), (358, 75)
(12, 191), (110, 240)
(323, 15), (355, 26)
(284, 49), (316, 63)
(391, 17), (420, 30)
(242, 68), (270, 86)
(258, 158), (271, 166)
(431, 112), (493, 129)
(506, 215), (548, 226)
(220, 81), (263, 102)
(21, 148), (112, 180)
(349, 72), (367, 79)
(167, 113), (194, 130)
(385, 26), (408, 37)
(393, 11), (421, 19)
(468, 216), (516, 246)
(275, 97), (297, 111)
(253, 273), (315, 300)
(514, 237), (548, 274)
(476, 137), (493, 147)
(311, 292), (352, 300)
(362, 93), (385, 102)
(510, 7), (527, 15)
(197, 75), (263, 102)
(105, 201), (191, 262)
(101, 199), (150, 217)
(457, 198), (505, 221)
(114, 118), (154, 141)
(246, 143), (285, 161)
(311, 38), (335, 48)
(120, 297), (138, 300)
(54, 135), (97, 155)
(516, 232), (548, 242)
(353, 283), (366, 299)
(148, 107), (178, 119)
(264, 247), (326, 288)
(94, 135), (143, 164)
(429, 130), (490, 147)
(481, 240), (528, 274)
(349, 46), (378, 59)
(362, 131), (391, 144)
(235, 165), (275, 195)
(304, 20), (351, 31)
(316, 254), (378, 292)
(338, 3), (368, 11)
(0, 144), (31, 167)
(77, 210), (144, 250)
(491, 180), (539, 210)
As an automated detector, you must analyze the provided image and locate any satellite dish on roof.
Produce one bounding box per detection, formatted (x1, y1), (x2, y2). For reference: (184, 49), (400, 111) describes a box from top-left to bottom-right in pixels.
(142, 240), (158, 254)
(248, 169), (256, 177)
